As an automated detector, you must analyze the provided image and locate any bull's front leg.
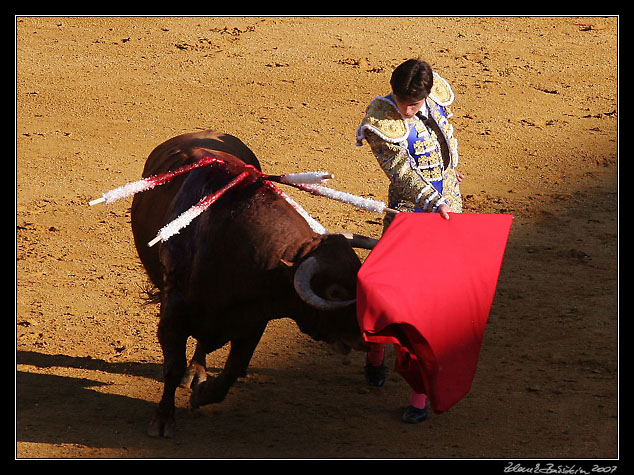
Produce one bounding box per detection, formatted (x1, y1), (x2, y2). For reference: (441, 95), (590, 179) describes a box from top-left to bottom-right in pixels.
(190, 321), (267, 408)
(148, 293), (190, 438)
(180, 341), (207, 389)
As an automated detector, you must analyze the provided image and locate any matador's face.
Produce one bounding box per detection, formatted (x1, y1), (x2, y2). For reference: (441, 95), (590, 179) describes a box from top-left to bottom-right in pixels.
(393, 95), (426, 119)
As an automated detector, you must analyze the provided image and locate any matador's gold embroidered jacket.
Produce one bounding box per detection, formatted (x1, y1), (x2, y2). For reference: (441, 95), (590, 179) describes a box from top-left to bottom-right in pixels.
(356, 72), (462, 214)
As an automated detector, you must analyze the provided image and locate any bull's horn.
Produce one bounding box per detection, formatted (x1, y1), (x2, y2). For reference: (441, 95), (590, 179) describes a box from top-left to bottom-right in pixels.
(338, 232), (379, 250)
(293, 256), (356, 311)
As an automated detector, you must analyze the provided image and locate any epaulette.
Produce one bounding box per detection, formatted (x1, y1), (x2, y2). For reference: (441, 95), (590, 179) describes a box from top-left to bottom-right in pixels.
(429, 72), (454, 107)
(356, 96), (408, 145)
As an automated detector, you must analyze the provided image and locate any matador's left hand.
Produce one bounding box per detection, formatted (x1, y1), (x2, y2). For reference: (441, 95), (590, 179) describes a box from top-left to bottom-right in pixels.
(437, 203), (451, 220)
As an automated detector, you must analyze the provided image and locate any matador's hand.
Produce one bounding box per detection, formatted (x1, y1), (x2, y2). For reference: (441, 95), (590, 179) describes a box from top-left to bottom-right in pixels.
(437, 203), (451, 220)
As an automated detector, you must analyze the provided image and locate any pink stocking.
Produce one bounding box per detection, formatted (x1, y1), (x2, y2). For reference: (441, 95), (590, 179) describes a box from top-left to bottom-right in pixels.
(409, 391), (427, 409)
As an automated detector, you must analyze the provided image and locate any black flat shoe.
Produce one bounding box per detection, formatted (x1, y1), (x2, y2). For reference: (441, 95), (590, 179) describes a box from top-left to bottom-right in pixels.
(402, 405), (428, 424)
(364, 360), (386, 387)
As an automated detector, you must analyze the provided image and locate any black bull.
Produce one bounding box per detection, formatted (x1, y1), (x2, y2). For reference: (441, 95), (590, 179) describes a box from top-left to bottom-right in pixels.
(130, 130), (376, 437)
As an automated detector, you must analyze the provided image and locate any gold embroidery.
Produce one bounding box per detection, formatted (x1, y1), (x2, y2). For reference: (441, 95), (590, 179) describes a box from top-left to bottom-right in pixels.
(441, 167), (463, 212)
(412, 140), (435, 156)
(413, 121), (426, 136)
(415, 152), (444, 181)
(429, 72), (454, 107)
(357, 97), (408, 142)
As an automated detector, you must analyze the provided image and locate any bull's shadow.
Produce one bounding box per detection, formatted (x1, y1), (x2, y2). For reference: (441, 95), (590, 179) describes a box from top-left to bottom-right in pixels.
(16, 369), (148, 449)
(16, 348), (373, 455)
(16, 350), (161, 449)
(15, 349), (295, 383)
(16, 350), (162, 380)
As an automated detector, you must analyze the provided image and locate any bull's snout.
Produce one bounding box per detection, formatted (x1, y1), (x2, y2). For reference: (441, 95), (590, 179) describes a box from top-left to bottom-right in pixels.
(330, 332), (366, 355)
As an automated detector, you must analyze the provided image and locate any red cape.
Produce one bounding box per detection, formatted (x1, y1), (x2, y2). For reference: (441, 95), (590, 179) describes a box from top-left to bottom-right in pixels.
(356, 213), (512, 412)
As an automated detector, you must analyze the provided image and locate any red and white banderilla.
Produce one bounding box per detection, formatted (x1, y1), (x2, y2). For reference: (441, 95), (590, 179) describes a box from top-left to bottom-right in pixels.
(89, 155), (226, 206)
(147, 171), (251, 247)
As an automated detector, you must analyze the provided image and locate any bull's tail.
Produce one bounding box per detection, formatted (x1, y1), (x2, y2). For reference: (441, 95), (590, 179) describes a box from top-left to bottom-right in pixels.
(138, 281), (161, 305)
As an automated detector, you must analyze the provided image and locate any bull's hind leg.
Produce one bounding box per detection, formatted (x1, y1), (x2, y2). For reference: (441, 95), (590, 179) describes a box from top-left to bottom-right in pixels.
(190, 321), (267, 408)
(148, 293), (190, 438)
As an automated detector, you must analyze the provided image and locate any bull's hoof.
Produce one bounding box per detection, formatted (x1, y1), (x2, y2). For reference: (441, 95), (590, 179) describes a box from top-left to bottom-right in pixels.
(147, 412), (175, 438)
(190, 378), (229, 408)
(180, 361), (208, 389)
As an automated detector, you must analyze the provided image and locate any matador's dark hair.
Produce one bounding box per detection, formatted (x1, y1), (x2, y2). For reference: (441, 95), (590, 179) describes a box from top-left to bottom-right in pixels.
(390, 59), (434, 101)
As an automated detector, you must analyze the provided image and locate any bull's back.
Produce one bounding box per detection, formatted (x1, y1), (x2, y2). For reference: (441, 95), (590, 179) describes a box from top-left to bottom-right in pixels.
(130, 130), (260, 289)
(140, 130), (259, 177)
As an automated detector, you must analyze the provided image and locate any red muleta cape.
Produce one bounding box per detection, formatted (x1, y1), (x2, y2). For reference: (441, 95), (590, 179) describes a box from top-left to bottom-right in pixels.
(356, 212), (512, 413)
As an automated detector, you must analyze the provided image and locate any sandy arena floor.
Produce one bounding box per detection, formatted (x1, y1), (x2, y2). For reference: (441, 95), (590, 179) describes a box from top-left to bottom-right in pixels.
(16, 16), (618, 459)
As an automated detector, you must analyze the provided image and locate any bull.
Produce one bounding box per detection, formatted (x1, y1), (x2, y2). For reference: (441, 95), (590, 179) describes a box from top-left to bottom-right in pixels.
(130, 130), (375, 437)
